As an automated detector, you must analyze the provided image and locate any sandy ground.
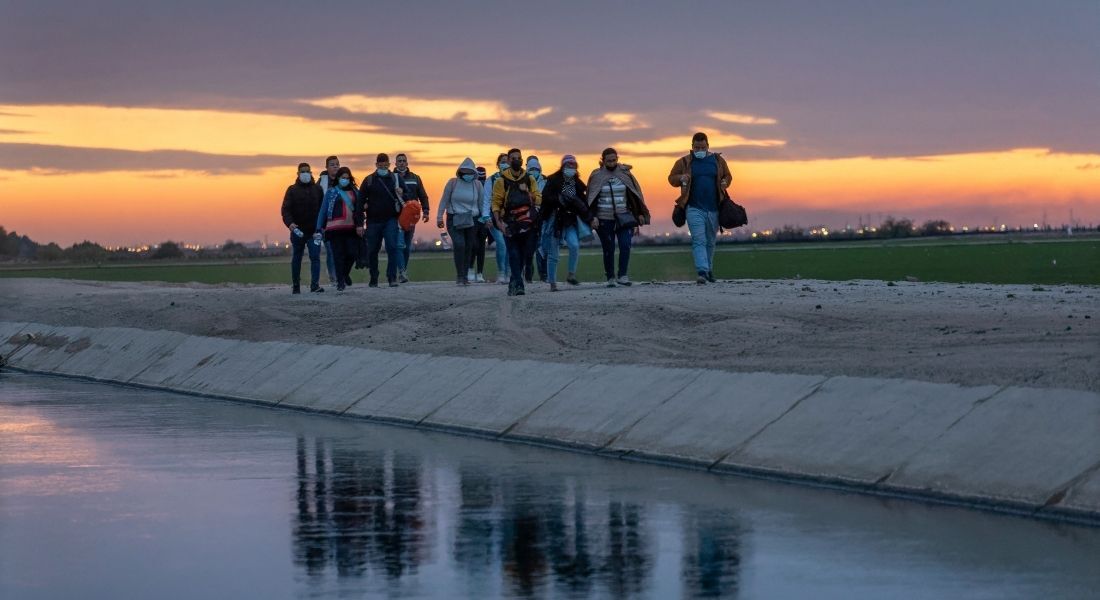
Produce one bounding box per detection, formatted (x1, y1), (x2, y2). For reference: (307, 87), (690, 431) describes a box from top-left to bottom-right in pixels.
(1, 277), (1096, 392)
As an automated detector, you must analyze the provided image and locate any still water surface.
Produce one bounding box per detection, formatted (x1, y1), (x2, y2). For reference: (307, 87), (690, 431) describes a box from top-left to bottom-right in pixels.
(1, 374), (1098, 599)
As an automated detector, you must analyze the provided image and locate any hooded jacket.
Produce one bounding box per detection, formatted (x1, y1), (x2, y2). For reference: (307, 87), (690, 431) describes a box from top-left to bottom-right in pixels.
(396, 168), (430, 215)
(667, 152), (733, 209)
(586, 165), (650, 225)
(491, 167), (542, 220)
(281, 176), (324, 236)
(437, 157), (484, 221)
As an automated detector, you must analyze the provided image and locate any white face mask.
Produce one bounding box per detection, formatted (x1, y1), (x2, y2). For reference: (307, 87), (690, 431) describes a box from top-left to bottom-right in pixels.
(298, 172), (311, 183)
(693, 150), (707, 159)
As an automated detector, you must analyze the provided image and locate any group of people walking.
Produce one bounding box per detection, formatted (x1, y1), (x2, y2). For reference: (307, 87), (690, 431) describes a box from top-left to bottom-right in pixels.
(280, 133), (734, 295)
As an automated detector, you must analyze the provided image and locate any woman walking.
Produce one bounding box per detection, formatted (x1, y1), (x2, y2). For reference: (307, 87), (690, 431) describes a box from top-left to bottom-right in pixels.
(437, 158), (484, 285)
(481, 153), (511, 284)
(540, 155), (589, 291)
(315, 166), (363, 291)
(586, 148), (650, 287)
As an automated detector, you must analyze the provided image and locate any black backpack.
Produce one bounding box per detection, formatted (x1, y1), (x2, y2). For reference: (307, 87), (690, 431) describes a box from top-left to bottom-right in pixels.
(502, 176), (534, 233)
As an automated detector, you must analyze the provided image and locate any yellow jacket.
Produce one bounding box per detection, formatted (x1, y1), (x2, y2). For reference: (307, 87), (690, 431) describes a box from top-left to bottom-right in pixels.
(491, 168), (542, 219)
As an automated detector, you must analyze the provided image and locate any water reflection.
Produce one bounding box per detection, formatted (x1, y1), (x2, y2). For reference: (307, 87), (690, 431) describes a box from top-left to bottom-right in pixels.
(292, 435), (742, 598)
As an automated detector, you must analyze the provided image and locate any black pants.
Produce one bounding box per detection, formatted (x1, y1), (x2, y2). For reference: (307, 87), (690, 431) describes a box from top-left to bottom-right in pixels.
(506, 229), (537, 290)
(326, 231), (359, 286)
(467, 221), (488, 274)
(447, 216), (478, 279)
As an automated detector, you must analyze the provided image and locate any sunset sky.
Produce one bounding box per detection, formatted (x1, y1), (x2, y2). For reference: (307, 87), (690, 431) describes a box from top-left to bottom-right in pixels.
(1, 0), (1098, 246)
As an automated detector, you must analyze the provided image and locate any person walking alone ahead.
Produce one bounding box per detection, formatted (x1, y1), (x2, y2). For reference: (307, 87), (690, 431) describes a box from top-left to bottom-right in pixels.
(436, 158), (484, 285)
(586, 147), (650, 287)
(361, 153), (405, 287)
(281, 162), (326, 294)
(315, 166), (364, 291)
(667, 132), (732, 284)
(539, 155), (589, 291)
(394, 153), (430, 283)
(491, 148), (542, 296)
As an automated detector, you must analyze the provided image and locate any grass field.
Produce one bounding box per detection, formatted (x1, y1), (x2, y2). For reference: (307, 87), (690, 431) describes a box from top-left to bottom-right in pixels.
(1, 239), (1097, 286)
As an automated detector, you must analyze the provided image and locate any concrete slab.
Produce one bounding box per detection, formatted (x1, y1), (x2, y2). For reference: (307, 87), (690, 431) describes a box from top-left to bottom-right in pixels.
(278, 347), (422, 414)
(235, 343), (341, 403)
(505, 364), (706, 450)
(53, 327), (187, 383)
(129, 335), (243, 388)
(1059, 466), (1100, 516)
(419, 360), (585, 435)
(888, 386), (1100, 506)
(0, 321), (32, 359)
(724, 376), (1001, 484)
(346, 355), (497, 424)
(175, 340), (297, 401)
(5, 325), (91, 374)
(607, 371), (826, 465)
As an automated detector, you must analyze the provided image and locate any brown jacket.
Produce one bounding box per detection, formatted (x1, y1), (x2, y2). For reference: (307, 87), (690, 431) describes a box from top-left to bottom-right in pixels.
(667, 153), (733, 209)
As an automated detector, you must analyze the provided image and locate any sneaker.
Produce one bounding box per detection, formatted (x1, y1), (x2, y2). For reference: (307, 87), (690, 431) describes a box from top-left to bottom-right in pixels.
(336, 284), (346, 292)
(457, 277), (465, 286)
(292, 284), (301, 294)
(499, 274), (510, 285)
(515, 284), (526, 296)
(706, 271), (717, 283)
(606, 278), (617, 288)
(310, 285), (325, 293)
(369, 278), (379, 288)
(617, 276), (632, 286)
(550, 282), (559, 292)
(467, 268), (476, 282)
(388, 280), (399, 288)
(475, 273), (485, 283)
(567, 274), (579, 286)
(697, 271), (708, 285)
(398, 270), (409, 284)
(507, 282), (517, 296)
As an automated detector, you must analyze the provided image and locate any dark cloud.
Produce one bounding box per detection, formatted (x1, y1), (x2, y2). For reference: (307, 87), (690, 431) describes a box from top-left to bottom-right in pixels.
(0, 143), (293, 174)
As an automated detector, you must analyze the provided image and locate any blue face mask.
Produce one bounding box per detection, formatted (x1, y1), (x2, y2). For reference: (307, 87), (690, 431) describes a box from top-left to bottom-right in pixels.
(529, 169), (541, 178)
(563, 168), (577, 178)
(461, 174), (475, 182)
(298, 172), (311, 183)
(693, 150), (707, 159)
(376, 168), (389, 177)
(338, 177), (350, 187)
(498, 163), (508, 173)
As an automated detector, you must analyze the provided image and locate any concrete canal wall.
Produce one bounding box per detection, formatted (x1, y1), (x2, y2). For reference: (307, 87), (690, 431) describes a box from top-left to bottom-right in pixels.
(3, 320), (1098, 525)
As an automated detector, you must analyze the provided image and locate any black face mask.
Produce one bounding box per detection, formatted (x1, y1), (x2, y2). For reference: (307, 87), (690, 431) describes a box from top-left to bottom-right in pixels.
(509, 159), (522, 170)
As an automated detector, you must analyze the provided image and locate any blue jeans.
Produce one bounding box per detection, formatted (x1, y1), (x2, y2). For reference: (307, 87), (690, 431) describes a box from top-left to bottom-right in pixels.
(290, 232), (321, 288)
(505, 229), (537, 289)
(596, 219), (633, 279)
(365, 218), (401, 282)
(687, 206), (719, 273)
(546, 223), (580, 283)
(400, 227), (414, 271)
(489, 225), (509, 277)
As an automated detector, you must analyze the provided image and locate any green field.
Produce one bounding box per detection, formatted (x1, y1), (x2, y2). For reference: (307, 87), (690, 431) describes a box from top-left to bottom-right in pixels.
(1, 239), (1097, 286)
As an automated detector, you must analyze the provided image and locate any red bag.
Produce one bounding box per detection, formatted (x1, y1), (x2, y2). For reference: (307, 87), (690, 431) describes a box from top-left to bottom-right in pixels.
(399, 200), (422, 231)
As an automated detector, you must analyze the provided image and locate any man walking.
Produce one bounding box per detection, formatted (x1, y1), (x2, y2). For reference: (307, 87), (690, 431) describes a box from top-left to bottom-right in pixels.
(280, 162), (325, 293)
(394, 153), (429, 282)
(491, 148), (542, 296)
(667, 132), (732, 284)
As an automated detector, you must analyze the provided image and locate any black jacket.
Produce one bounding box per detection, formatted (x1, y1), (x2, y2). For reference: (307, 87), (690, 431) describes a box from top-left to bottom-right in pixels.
(281, 178), (324, 235)
(396, 169), (430, 214)
(541, 171), (589, 234)
(361, 173), (402, 222)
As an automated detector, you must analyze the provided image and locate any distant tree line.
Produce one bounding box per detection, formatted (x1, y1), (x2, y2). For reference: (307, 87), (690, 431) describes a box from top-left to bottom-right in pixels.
(0, 226), (287, 263)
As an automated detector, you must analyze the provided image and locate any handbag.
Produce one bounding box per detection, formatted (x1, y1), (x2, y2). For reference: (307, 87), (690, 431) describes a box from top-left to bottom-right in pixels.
(672, 205), (686, 228)
(452, 212), (475, 229)
(608, 182), (638, 232)
(718, 190), (748, 229)
(575, 219), (594, 242)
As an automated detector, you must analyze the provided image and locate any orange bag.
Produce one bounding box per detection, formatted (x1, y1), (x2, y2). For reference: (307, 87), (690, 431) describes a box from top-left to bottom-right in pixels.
(399, 200), (422, 231)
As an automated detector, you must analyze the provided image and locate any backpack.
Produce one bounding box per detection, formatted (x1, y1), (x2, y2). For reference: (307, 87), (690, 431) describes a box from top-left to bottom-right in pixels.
(502, 175), (534, 233)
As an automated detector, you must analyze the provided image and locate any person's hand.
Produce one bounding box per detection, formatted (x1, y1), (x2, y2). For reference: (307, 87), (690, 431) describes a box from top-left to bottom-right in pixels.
(289, 223), (299, 231)
(312, 232), (323, 243)
(436, 220), (445, 229)
(355, 226), (364, 237)
(590, 218), (599, 229)
(633, 226), (641, 236)
(680, 174), (691, 185)
(720, 178), (729, 187)
(479, 215), (491, 224)
(421, 213), (429, 223)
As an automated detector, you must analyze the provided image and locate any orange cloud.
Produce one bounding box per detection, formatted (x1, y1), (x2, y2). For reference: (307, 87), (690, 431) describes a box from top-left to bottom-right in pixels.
(707, 111), (779, 125)
(302, 94), (553, 122)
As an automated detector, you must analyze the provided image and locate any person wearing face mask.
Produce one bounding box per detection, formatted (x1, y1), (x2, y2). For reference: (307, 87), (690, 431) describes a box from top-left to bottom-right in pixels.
(539, 155), (589, 291)
(361, 153), (405, 287)
(315, 166), (364, 291)
(586, 147), (650, 287)
(393, 153), (430, 283)
(525, 156), (548, 283)
(491, 148), (542, 296)
(436, 158), (484, 285)
(668, 132), (733, 284)
(281, 162), (325, 294)
(467, 165), (489, 282)
(317, 155), (341, 286)
(481, 152), (511, 284)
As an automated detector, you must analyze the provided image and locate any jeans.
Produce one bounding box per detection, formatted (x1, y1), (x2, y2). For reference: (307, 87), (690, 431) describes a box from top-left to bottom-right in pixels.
(596, 219), (633, 279)
(400, 227), (414, 271)
(505, 229), (537, 289)
(326, 231), (359, 287)
(687, 206), (719, 273)
(536, 218), (555, 280)
(324, 241), (337, 283)
(365, 218), (401, 283)
(447, 216), (478, 279)
(546, 222), (581, 283)
(290, 232), (321, 288)
(489, 225), (509, 277)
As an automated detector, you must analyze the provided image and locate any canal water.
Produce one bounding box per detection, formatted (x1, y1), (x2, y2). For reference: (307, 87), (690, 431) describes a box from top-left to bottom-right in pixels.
(1, 373), (1098, 599)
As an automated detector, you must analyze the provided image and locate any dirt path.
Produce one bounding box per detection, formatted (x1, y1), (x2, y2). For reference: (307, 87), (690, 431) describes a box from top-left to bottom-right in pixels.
(1, 277), (1096, 391)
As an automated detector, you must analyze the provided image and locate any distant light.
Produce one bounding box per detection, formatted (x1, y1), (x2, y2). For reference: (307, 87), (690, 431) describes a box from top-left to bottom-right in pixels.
(1033, 223), (1039, 229)
(434, 240), (442, 247)
(751, 232), (758, 238)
